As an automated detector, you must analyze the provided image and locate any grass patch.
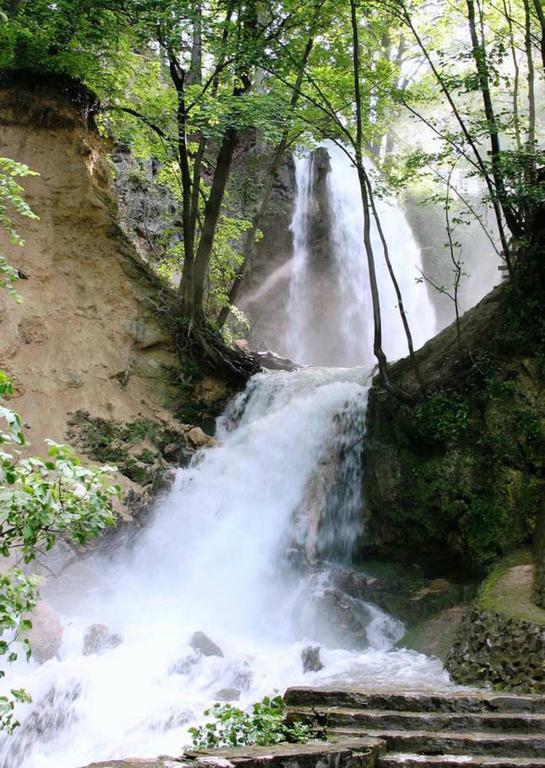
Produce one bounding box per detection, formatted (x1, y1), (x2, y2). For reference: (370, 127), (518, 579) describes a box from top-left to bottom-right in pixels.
(478, 549), (545, 625)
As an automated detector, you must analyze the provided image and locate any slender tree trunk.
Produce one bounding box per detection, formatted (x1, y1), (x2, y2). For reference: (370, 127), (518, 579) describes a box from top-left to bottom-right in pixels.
(188, 3), (203, 86)
(350, 0), (397, 391)
(192, 128), (240, 320)
(349, 1), (415, 399)
(401, 2), (514, 273)
(523, 0), (537, 178)
(356, 165), (388, 376)
(532, 0), (545, 72)
(502, 0), (522, 151)
(189, 2), (235, 246)
(176, 4), (204, 317)
(364, 174), (425, 388)
(466, 0), (522, 246)
(168, 55), (197, 315)
(445, 167), (463, 355)
(191, 0), (258, 322)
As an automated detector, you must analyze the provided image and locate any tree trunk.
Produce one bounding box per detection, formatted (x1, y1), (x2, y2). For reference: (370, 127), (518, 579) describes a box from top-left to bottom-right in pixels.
(350, 0), (402, 395)
(189, 0), (259, 322)
(192, 127), (240, 321)
(523, 0), (537, 180)
(532, 496), (545, 608)
(364, 173), (425, 388)
(168, 55), (197, 316)
(350, 0), (414, 401)
(401, 2), (514, 273)
(502, 0), (522, 151)
(188, 3), (203, 86)
(532, 0), (545, 73)
(466, 0), (523, 243)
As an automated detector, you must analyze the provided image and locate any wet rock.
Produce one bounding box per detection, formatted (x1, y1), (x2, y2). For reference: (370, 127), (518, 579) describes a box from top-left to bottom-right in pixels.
(298, 589), (372, 651)
(447, 607), (545, 692)
(24, 600), (63, 662)
(215, 687), (241, 701)
(83, 623), (123, 656)
(301, 645), (324, 673)
(186, 427), (215, 449)
(330, 569), (373, 601)
(169, 653), (200, 675)
(8, 681), (81, 767)
(230, 665), (252, 692)
(255, 350), (299, 372)
(190, 631), (224, 658)
(147, 707), (193, 731)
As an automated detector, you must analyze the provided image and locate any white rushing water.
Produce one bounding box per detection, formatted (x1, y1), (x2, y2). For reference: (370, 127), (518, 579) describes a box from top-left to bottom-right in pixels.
(1, 368), (450, 768)
(284, 142), (436, 367)
(286, 151), (316, 364)
(1, 146), (448, 768)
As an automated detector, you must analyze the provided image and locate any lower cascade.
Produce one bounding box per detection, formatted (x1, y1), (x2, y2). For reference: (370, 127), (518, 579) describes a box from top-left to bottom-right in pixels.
(0, 367), (449, 768)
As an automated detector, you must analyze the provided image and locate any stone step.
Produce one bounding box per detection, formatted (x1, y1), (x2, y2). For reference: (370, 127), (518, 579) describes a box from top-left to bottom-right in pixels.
(185, 737), (385, 768)
(328, 729), (545, 757)
(284, 688), (545, 714)
(288, 706), (545, 733)
(79, 739), (386, 768)
(379, 754), (545, 768)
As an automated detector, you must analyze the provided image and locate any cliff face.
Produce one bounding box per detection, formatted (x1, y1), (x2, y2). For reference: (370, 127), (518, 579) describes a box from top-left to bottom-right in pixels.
(363, 286), (545, 578)
(0, 76), (223, 510)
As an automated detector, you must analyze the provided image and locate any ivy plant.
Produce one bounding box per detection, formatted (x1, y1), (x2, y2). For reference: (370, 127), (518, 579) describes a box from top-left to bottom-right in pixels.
(189, 695), (314, 750)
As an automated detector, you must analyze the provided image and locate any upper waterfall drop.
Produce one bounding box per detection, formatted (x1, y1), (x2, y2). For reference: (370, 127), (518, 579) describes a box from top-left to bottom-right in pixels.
(283, 143), (437, 367)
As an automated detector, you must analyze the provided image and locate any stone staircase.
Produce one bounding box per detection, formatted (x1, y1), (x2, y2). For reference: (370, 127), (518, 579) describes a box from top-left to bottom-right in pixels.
(284, 687), (545, 768)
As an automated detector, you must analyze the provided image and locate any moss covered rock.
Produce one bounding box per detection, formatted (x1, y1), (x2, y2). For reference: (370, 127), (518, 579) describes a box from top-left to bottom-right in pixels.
(67, 410), (195, 489)
(446, 553), (545, 691)
(364, 287), (545, 576)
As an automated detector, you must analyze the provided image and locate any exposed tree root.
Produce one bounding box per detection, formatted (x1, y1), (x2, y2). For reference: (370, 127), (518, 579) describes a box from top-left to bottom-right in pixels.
(172, 315), (260, 385)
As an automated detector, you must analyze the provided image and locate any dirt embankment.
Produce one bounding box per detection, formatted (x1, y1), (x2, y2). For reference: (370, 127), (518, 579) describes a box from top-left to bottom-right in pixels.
(0, 76), (228, 511)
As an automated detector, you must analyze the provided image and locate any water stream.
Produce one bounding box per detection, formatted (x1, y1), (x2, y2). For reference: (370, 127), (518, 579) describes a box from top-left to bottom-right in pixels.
(0, 148), (448, 768)
(284, 142), (436, 366)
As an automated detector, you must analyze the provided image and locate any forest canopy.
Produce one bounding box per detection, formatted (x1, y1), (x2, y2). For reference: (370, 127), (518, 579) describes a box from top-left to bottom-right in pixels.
(0, 0), (544, 378)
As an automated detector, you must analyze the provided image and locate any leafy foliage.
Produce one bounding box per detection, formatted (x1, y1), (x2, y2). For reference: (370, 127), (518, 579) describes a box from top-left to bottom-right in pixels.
(189, 695), (313, 749)
(0, 157), (39, 300)
(0, 376), (119, 733)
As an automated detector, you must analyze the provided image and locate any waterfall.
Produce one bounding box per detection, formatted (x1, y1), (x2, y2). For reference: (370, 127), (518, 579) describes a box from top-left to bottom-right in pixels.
(285, 153), (315, 364)
(0, 147), (447, 768)
(283, 143), (436, 366)
(1, 368), (449, 768)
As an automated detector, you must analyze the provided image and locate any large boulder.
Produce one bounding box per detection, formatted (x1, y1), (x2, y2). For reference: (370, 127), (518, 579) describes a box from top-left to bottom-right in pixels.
(364, 286), (545, 576)
(25, 601), (63, 662)
(190, 631), (224, 658)
(301, 646), (324, 673)
(186, 427), (215, 449)
(296, 589), (372, 651)
(83, 623), (123, 656)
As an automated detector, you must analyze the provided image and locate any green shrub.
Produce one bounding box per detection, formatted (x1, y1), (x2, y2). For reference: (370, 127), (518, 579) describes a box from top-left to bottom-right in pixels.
(189, 695), (313, 749)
